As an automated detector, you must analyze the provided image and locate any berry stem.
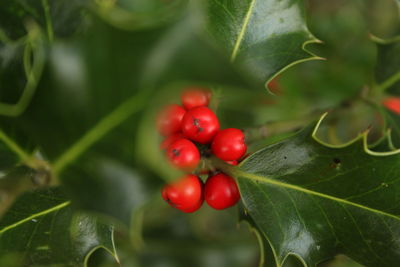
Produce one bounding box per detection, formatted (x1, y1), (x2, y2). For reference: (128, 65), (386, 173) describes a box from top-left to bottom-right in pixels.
(209, 156), (238, 178)
(376, 71), (400, 93)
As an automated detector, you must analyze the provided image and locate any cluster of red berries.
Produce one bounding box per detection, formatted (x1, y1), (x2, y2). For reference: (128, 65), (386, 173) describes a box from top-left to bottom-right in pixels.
(156, 88), (247, 213)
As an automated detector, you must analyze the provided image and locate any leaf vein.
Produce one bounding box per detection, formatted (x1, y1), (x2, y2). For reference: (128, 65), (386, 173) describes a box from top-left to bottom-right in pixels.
(341, 204), (382, 262)
(0, 201), (70, 234)
(236, 169), (400, 221)
(230, 0), (257, 61)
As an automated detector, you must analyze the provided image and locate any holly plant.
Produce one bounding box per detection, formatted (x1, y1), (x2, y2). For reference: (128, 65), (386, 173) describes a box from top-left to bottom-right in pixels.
(0, 0), (400, 266)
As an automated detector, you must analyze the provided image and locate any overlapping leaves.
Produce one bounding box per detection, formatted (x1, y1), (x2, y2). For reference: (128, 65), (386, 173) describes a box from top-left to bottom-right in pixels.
(5, 0), (398, 266)
(229, 116), (400, 266)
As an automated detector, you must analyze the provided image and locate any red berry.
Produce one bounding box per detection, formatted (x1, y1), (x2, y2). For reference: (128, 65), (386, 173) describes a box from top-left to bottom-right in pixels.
(204, 173), (240, 210)
(166, 138), (200, 170)
(156, 104), (186, 136)
(211, 128), (247, 161)
(180, 198), (203, 213)
(181, 107), (220, 144)
(181, 88), (212, 109)
(160, 132), (184, 150)
(162, 174), (204, 213)
(383, 97), (400, 115)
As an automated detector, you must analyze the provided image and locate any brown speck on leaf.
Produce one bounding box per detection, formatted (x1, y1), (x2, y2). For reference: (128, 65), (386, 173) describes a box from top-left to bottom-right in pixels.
(330, 158), (341, 169)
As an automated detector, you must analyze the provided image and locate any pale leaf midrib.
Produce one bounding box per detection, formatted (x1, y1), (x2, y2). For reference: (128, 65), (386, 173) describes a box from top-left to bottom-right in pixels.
(230, 0), (257, 62)
(0, 201), (70, 234)
(236, 170), (400, 221)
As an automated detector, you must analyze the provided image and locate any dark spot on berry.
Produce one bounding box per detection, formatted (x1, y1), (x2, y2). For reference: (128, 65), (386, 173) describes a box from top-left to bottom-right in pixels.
(193, 118), (203, 133)
(172, 149), (180, 157)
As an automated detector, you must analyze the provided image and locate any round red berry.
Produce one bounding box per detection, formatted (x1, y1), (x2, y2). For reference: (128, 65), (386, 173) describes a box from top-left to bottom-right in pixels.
(156, 104), (186, 136)
(162, 174), (203, 213)
(166, 138), (200, 170)
(204, 173), (240, 210)
(211, 128), (247, 161)
(181, 88), (212, 109)
(181, 106), (220, 144)
(160, 132), (184, 150)
(383, 97), (400, 115)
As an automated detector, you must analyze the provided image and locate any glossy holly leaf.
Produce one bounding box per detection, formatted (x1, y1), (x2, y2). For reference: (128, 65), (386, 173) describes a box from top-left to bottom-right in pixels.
(223, 115), (400, 266)
(207, 0), (323, 88)
(0, 187), (118, 266)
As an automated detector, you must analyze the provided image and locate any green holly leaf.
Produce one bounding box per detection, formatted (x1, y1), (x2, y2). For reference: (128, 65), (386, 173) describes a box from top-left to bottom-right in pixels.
(222, 114), (400, 266)
(0, 187), (118, 266)
(207, 0), (323, 88)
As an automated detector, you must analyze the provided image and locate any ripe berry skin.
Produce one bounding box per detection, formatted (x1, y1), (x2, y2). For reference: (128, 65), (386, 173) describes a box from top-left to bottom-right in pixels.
(162, 174), (204, 213)
(204, 173), (240, 210)
(181, 88), (212, 109)
(211, 128), (247, 161)
(181, 106), (220, 144)
(156, 104), (186, 136)
(160, 132), (184, 150)
(383, 97), (400, 115)
(166, 138), (200, 170)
